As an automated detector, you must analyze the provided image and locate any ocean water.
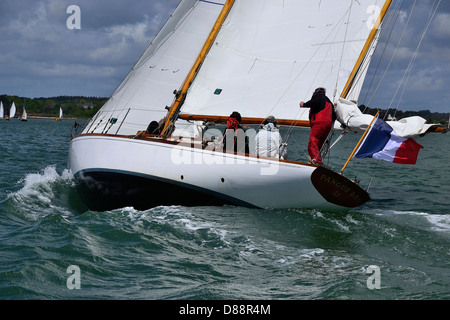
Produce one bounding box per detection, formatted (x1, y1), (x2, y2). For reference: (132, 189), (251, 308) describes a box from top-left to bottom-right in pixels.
(0, 118), (449, 301)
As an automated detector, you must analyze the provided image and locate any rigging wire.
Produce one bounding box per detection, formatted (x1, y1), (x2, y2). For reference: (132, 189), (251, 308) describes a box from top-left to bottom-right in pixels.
(322, 1), (404, 164)
(363, 0), (442, 191)
(359, 0), (404, 108)
(385, 0), (442, 118)
(364, 0), (417, 112)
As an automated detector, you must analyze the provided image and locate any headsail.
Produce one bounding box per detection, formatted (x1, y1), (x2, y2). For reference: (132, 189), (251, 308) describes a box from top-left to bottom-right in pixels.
(179, 0), (391, 125)
(83, 0), (228, 135)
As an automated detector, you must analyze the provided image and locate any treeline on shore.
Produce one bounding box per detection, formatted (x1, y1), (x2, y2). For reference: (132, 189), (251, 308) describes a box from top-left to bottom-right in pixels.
(360, 105), (448, 125)
(0, 94), (448, 124)
(0, 95), (108, 119)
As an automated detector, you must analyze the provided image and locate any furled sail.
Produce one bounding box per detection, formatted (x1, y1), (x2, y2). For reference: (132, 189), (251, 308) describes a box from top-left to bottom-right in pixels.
(83, 0), (227, 135)
(336, 98), (438, 137)
(179, 0), (390, 124)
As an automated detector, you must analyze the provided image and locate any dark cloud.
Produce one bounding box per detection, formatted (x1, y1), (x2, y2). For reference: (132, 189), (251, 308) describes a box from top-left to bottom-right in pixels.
(0, 0), (180, 97)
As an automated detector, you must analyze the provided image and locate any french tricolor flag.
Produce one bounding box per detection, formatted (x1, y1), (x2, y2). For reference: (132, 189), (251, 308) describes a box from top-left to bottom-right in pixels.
(355, 117), (424, 165)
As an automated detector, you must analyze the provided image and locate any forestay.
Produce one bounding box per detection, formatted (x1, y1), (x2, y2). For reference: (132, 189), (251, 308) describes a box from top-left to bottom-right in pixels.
(180, 0), (389, 123)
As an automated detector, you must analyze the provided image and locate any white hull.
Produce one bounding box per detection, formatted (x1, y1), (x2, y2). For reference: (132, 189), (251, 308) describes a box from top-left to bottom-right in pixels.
(69, 134), (344, 211)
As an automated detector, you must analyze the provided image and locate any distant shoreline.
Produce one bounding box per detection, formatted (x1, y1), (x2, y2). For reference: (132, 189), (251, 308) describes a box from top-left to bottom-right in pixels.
(27, 116), (87, 121)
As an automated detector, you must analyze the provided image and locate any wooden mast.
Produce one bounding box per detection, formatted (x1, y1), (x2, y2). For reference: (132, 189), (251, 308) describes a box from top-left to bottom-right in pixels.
(340, 0), (393, 99)
(160, 0), (236, 136)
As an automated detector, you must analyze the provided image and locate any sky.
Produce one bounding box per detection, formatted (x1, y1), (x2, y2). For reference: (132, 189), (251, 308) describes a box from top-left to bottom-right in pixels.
(0, 0), (449, 113)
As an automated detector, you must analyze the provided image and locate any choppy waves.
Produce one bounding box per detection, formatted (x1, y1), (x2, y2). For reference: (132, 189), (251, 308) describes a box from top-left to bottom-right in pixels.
(0, 128), (449, 300)
(1, 165), (449, 299)
(4, 166), (75, 220)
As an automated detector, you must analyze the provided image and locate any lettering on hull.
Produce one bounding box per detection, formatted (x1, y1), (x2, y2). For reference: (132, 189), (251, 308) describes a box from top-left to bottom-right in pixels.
(310, 166), (370, 208)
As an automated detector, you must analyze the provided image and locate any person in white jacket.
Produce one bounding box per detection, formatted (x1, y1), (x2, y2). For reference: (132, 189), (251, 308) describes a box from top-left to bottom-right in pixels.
(256, 116), (286, 159)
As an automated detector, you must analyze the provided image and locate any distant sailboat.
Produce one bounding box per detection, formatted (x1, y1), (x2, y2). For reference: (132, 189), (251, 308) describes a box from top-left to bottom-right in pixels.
(0, 102), (4, 120)
(8, 102), (16, 120)
(56, 107), (63, 121)
(20, 108), (28, 121)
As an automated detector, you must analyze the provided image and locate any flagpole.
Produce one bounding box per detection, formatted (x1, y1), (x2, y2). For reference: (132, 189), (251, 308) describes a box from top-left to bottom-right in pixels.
(341, 110), (380, 174)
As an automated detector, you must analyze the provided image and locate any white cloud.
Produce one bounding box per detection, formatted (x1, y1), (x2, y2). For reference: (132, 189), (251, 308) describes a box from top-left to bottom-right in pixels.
(408, 66), (444, 92)
(431, 13), (450, 38)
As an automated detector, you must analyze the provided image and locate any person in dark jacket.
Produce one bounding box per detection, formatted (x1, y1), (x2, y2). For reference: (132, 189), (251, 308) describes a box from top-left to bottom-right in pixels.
(222, 111), (249, 154)
(300, 88), (335, 165)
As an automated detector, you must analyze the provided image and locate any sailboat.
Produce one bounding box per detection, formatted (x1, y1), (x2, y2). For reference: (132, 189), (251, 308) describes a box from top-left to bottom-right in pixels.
(20, 107), (28, 122)
(56, 107), (63, 121)
(0, 102), (4, 120)
(69, 0), (440, 212)
(7, 102), (16, 120)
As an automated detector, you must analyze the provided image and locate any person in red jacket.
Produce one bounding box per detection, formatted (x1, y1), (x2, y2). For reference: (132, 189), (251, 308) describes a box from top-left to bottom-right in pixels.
(300, 88), (335, 165)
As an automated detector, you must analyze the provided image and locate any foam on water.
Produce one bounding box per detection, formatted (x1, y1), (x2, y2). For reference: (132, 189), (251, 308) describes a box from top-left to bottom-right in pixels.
(371, 209), (450, 233)
(120, 205), (233, 248)
(426, 214), (450, 232)
(7, 165), (74, 220)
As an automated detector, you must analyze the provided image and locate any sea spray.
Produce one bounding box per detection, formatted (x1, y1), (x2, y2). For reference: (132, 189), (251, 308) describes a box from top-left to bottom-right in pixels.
(8, 166), (74, 220)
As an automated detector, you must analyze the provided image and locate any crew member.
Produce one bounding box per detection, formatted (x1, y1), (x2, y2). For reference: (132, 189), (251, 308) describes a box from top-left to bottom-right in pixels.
(222, 111), (249, 154)
(256, 116), (285, 159)
(300, 87), (335, 165)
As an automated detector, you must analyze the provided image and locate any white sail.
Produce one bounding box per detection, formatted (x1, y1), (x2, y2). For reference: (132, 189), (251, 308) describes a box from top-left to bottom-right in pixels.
(180, 0), (388, 122)
(21, 108), (28, 121)
(59, 107), (63, 120)
(10, 102), (16, 119)
(0, 102), (4, 119)
(84, 0), (228, 135)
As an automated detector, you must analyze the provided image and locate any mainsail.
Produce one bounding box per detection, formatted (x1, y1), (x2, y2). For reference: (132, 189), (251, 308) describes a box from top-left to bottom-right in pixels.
(0, 102), (4, 119)
(10, 102), (16, 119)
(178, 0), (390, 126)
